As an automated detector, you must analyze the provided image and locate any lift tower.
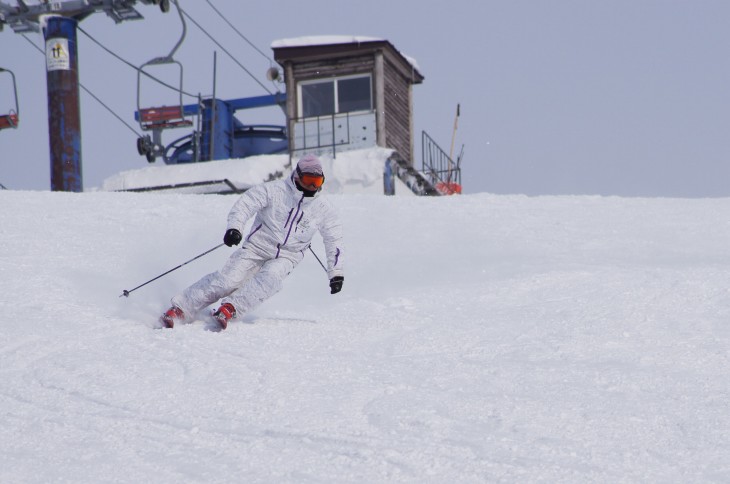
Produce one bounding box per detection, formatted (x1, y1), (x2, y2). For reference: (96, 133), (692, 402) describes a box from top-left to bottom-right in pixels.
(0, 0), (169, 192)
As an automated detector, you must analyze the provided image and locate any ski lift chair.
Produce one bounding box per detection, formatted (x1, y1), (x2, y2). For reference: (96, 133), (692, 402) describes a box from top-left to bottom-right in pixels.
(135, 58), (194, 162)
(0, 68), (19, 130)
(134, 0), (193, 161)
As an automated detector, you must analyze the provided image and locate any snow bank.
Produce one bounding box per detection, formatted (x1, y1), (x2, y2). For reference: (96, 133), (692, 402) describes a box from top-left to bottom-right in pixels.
(99, 147), (413, 196)
(100, 154), (291, 192)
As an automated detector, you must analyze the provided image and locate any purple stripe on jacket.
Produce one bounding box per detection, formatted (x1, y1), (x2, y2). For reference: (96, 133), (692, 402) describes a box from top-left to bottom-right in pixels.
(276, 195), (304, 258)
(247, 223), (262, 240)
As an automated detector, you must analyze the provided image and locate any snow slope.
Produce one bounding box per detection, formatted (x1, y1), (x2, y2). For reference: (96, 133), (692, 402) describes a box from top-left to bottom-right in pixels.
(1, 187), (729, 482)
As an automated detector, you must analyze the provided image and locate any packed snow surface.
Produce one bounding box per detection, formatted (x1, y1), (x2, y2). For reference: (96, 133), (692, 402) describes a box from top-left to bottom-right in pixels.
(1, 187), (729, 482)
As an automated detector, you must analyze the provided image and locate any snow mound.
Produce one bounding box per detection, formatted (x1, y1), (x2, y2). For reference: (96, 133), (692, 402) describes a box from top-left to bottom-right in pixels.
(100, 147), (412, 196)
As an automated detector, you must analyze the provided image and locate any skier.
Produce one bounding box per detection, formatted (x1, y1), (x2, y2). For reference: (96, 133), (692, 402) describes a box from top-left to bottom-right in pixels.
(159, 154), (344, 329)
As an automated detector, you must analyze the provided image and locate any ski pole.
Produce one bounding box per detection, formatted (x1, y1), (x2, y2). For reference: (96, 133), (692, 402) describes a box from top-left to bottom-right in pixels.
(120, 243), (225, 297)
(308, 246), (328, 274)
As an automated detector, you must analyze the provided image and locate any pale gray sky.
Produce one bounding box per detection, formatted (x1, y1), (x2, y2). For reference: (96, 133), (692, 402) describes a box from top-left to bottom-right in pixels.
(1, 0), (729, 196)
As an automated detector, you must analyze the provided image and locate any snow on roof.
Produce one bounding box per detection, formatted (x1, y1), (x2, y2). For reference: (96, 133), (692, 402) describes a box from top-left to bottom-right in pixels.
(271, 35), (420, 72)
(270, 35), (385, 49)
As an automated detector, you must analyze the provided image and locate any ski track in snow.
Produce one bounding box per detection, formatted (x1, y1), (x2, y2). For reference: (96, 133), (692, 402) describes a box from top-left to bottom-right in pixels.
(1, 190), (729, 483)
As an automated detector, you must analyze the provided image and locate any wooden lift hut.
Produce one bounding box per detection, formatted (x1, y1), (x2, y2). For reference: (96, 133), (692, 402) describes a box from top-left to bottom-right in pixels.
(272, 36), (424, 167)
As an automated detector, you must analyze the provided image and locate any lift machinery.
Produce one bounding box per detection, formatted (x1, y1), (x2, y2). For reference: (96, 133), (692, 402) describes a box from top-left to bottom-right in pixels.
(135, 93), (288, 164)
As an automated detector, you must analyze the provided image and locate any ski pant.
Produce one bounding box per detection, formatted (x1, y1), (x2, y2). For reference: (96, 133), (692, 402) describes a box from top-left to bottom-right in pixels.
(171, 246), (301, 320)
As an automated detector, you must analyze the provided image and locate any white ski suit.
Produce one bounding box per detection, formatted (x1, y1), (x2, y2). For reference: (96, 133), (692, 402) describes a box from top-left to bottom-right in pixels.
(171, 175), (344, 319)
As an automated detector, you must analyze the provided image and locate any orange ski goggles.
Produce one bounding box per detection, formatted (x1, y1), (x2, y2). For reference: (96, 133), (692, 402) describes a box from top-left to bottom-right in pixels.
(297, 167), (325, 188)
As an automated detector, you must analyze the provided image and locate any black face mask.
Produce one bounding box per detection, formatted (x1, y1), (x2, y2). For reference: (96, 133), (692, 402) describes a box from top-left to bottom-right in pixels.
(295, 179), (318, 197)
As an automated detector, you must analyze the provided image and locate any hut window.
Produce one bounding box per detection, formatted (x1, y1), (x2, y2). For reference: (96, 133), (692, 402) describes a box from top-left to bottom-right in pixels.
(338, 76), (371, 113)
(301, 82), (335, 117)
(299, 75), (372, 118)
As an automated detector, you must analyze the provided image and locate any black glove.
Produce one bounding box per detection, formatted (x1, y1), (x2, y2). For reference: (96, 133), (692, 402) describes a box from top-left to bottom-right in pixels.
(329, 276), (344, 294)
(223, 228), (242, 247)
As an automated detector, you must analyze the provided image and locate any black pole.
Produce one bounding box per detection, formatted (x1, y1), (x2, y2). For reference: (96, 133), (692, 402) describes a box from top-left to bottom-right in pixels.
(308, 246), (327, 274)
(120, 243), (225, 297)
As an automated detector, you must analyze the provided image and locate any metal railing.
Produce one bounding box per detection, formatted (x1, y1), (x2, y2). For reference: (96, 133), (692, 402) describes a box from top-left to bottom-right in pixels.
(114, 170), (284, 195)
(384, 154), (440, 196)
(291, 110), (377, 159)
(119, 178), (245, 195)
(422, 131), (462, 194)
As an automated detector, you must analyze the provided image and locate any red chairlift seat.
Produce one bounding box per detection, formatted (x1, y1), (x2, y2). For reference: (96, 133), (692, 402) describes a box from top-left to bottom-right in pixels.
(139, 105), (193, 130)
(0, 112), (18, 130)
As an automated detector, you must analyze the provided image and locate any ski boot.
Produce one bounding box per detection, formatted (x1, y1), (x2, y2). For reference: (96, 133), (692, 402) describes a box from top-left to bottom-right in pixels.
(213, 303), (236, 330)
(160, 306), (185, 328)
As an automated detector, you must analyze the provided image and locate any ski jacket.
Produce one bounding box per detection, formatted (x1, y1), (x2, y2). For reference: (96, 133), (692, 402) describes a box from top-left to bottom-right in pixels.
(226, 175), (344, 279)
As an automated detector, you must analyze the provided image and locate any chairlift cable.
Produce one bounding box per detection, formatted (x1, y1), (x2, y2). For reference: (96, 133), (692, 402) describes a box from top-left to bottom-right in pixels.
(21, 34), (143, 137)
(178, 8), (273, 95)
(80, 77), (142, 137)
(203, 0), (273, 65)
(77, 26), (196, 98)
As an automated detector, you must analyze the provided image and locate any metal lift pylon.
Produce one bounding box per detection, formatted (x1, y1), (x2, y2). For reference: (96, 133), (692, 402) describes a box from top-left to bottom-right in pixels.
(0, 0), (171, 191)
